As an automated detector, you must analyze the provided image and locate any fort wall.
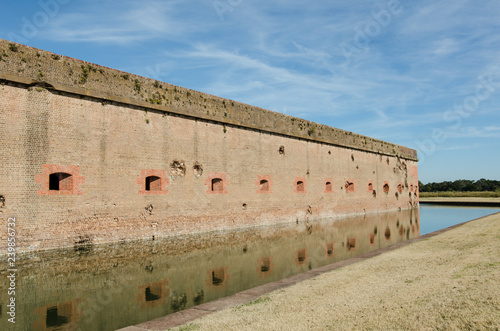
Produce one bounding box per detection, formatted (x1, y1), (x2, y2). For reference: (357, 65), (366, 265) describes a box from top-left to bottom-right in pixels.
(0, 40), (418, 254)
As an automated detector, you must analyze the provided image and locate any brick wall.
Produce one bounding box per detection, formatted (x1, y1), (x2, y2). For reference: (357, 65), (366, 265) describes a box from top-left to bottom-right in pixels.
(0, 40), (418, 254)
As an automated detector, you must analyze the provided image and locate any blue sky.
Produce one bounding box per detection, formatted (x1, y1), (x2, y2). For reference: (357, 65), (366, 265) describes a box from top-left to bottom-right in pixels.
(1, 0), (499, 183)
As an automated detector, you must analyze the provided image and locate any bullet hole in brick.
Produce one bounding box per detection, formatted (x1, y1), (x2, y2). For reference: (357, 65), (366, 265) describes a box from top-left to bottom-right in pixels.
(194, 290), (204, 305)
(242, 203), (247, 210)
(145, 176), (161, 191)
(211, 178), (224, 192)
(279, 145), (285, 155)
(152, 235), (155, 241)
(46, 306), (68, 328)
(145, 285), (161, 302)
(326, 243), (334, 256)
(297, 249), (306, 263)
(351, 154), (355, 162)
(259, 180), (270, 192)
(383, 183), (390, 193)
(373, 190), (377, 198)
(296, 181), (305, 192)
(211, 268), (225, 286)
(260, 258), (271, 272)
(346, 238), (357, 251)
(171, 293), (187, 311)
(385, 227), (391, 240)
(170, 160), (186, 176)
(369, 233), (375, 244)
(356, 165), (359, 170)
(193, 162), (203, 177)
(49, 172), (73, 191)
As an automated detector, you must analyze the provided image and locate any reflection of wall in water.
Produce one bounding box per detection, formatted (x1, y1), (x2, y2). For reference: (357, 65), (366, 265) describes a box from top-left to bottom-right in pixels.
(0, 209), (419, 331)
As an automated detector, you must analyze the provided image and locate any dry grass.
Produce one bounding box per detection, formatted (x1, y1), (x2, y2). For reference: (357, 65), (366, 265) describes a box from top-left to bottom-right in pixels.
(420, 191), (500, 198)
(170, 213), (500, 330)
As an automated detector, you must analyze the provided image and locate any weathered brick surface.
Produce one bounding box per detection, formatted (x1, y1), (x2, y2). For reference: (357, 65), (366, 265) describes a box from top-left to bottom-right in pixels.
(0, 40), (419, 254)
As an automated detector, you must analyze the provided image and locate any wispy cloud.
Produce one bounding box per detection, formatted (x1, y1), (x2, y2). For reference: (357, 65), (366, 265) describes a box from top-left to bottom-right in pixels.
(2, 0), (499, 181)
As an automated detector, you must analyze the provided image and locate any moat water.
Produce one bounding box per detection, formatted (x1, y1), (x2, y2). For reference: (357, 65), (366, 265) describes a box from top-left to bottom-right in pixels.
(1, 206), (498, 331)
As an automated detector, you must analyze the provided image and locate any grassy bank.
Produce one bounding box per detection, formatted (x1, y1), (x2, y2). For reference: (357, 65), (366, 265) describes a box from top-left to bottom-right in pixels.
(170, 212), (500, 330)
(420, 191), (500, 198)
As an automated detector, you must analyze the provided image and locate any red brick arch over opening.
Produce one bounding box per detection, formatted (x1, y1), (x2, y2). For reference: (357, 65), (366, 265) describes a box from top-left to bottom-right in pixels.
(137, 169), (168, 195)
(206, 173), (228, 194)
(294, 177), (307, 193)
(324, 178), (333, 193)
(35, 164), (85, 195)
(256, 175), (273, 193)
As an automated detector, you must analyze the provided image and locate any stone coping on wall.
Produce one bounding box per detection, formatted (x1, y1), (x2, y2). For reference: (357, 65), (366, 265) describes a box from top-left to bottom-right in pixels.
(0, 39), (417, 161)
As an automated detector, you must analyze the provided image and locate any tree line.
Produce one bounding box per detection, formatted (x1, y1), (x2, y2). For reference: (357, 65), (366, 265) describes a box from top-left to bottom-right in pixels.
(418, 179), (500, 192)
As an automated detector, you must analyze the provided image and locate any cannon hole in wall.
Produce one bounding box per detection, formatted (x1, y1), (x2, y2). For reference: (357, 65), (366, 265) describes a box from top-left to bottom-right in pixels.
(297, 249), (306, 263)
(145, 176), (161, 191)
(49, 173), (73, 191)
(259, 180), (270, 192)
(260, 257), (271, 272)
(346, 238), (357, 251)
(211, 268), (225, 286)
(145, 285), (162, 302)
(211, 178), (224, 192)
(383, 183), (390, 194)
(296, 181), (305, 193)
(46, 306), (69, 328)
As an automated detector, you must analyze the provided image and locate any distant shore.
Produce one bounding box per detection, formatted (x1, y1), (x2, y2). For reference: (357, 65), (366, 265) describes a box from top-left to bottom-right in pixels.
(419, 191), (500, 198)
(122, 212), (500, 330)
(420, 196), (500, 207)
